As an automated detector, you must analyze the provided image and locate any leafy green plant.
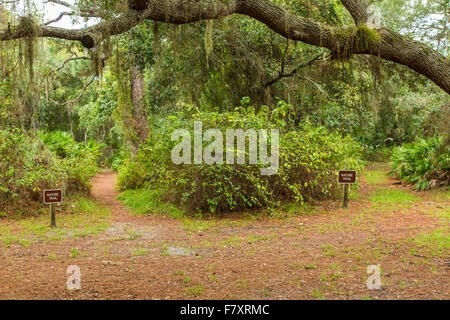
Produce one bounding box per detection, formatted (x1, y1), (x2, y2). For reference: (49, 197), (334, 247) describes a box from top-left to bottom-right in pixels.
(117, 188), (184, 218)
(0, 127), (65, 208)
(118, 106), (364, 214)
(38, 131), (101, 193)
(390, 136), (449, 190)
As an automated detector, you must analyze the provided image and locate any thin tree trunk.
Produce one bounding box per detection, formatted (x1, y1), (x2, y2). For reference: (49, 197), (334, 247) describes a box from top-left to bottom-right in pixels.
(130, 64), (149, 152)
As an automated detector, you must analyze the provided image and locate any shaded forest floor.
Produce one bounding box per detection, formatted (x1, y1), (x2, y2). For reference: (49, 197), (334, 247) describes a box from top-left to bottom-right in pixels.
(0, 163), (448, 299)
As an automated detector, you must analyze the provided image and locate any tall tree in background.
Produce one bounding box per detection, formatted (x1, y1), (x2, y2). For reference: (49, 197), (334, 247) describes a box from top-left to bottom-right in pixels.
(125, 21), (155, 153)
(129, 62), (148, 150)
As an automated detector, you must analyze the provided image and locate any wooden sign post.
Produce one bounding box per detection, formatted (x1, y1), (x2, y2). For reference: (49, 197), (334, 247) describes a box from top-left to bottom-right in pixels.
(43, 189), (63, 228)
(338, 170), (357, 208)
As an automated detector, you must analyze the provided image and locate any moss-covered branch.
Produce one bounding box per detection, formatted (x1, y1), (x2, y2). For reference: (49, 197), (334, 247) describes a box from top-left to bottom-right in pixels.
(0, 0), (448, 93)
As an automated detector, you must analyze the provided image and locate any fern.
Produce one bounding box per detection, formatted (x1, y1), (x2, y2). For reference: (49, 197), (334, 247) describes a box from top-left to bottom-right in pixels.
(390, 136), (449, 190)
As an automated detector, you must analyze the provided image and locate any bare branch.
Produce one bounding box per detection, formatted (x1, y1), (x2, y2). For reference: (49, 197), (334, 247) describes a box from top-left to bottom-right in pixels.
(52, 55), (91, 75)
(62, 75), (96, 106)
(2, 59), (19, 78)
(44, 11), (74, 25)
(299, 76), (336, 101)
(45, 0), (101, 18)
(264, 53), (326, 88)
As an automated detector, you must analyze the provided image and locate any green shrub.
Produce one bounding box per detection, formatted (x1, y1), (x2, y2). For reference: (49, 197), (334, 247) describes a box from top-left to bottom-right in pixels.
(118, 106), (364, 214)
(390, 136), (449, 190)
(38, 131), (101, 193)
(117, 188), (184, 218)
(0, 128), (65, 206)
(363, 146), (395, 162)
(109, 147), (131, 172)
(0, 128), (102, 212)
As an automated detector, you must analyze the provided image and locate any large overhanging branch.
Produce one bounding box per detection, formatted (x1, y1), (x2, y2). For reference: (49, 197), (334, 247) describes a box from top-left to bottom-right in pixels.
(340, 0), (369, 25)
(0, 0), (449, 93)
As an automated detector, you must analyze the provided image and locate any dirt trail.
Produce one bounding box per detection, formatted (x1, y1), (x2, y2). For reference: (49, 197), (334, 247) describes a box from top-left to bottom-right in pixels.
(91, 171), (120, 205)
(90, 171), (130, 222)
(90, 171), (166, 240)
(0, 164), (448, 299)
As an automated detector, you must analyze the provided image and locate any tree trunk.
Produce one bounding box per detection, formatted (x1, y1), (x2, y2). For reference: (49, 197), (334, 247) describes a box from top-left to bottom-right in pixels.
(130, 65), (149, 152)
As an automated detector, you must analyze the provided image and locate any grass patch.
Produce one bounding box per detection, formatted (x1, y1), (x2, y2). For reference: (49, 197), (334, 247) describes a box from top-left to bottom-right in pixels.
(0, 196), (110, 246)
(365, 170), (390, 184)
(413, 228), (449, 257)
(70, 247), (79, 258)
(131, 248), (149, 256)
(47, 252), (57, 261)
(117, 188), (184, 219)
(185, 285), (203, 296)
(183, 276), (192, 284)
(369, 189), (420, 205)
(246, 234), (271, 243)
(220, 235), (242, 247)
(426, 189), (450, 202)
(278, 203), (315, 216)
(311, 288), (324, 299)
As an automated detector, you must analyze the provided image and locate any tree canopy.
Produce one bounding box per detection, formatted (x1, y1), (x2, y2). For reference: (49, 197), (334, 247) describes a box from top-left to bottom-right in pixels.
(0, 0), (449, 93)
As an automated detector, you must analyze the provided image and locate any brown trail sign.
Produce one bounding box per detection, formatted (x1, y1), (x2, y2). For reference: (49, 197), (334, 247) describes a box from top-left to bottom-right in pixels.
(44, 189), (62, 204)
(338, 170), (357, 184)
(338, 170), (357, 208)
(43, 189), (63, 227)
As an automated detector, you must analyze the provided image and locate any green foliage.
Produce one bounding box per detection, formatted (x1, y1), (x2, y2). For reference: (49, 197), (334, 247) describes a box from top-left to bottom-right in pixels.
(390, 137), (449, 190)
(78, 71), (122, 165)
(0, 127), (65, 205)
(365, 170), (390, 184)
(369, 189), (420, 204)
(379, 0), (448, 54)
(413, 228), (450, 257)
(118, 105), (364, 214)
(38, 131), (101, 193)
(110, 147), (130, 171)
(120, 21), (155, 70)
(354, 25), (381, 51)
(363, 147), (395, 162)
(1, 0), (447, 220)
(117, 188), (184, 218)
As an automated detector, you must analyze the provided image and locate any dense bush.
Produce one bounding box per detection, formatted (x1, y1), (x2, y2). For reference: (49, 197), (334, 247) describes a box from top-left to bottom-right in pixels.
(38, 131), (101, 193)
(109, 147), (131, 172)
(0, 127), (102, 212)
(362, 146), (395, 162)
(118, 106), (364, 214)
(0, 128), (65, 206)
(390, 136), (449, 190)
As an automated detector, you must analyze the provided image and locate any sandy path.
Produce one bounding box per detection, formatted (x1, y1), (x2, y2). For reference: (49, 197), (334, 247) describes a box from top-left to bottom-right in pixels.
(0, 165), (447, 299)
(91, 171), (120, 204)
(90, 171), (129, 221)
